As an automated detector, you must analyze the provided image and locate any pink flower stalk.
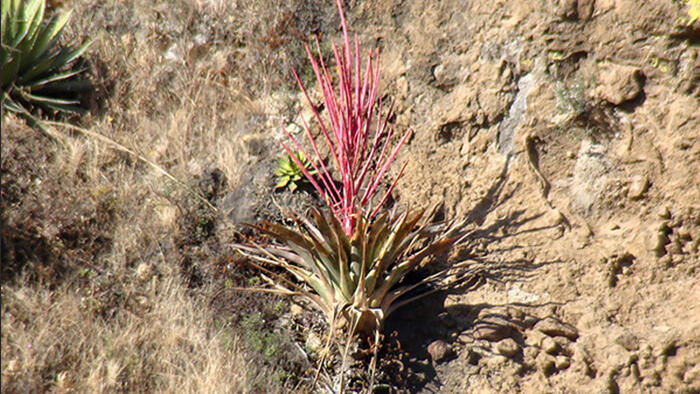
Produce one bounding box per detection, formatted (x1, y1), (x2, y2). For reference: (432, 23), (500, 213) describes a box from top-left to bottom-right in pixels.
(281, 0), (411, 237)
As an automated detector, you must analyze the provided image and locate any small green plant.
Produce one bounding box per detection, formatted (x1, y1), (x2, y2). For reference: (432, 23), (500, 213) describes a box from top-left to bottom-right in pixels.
(239, 312), (284, 357)
(555, 81), (588, 118)
(274, 151), (315, 192)
(1, 0), (92, 127)
(687, 0), (700, 25)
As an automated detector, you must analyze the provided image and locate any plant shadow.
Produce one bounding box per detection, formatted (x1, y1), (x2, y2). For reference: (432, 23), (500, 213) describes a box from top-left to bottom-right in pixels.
(380, 156), (565, 392)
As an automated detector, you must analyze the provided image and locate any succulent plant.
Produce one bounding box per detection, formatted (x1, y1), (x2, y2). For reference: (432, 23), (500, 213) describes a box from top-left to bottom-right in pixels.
(1, 0), (92, 125)
(236, 205), (457, 336)
(274, 151), (316, 192)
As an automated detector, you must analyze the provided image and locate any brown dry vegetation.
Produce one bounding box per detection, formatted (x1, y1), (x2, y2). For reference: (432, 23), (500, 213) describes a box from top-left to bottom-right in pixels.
(2, 0), (699, 393)
(2, 0), (338, 392)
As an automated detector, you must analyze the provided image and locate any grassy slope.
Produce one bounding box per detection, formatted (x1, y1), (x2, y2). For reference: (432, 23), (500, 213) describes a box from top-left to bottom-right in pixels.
(1, 0), (336, 391)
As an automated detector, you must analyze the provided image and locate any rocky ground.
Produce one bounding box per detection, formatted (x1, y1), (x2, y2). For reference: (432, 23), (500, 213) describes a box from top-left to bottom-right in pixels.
(2, 0), (698, 393)
(229, 1), (699, 392)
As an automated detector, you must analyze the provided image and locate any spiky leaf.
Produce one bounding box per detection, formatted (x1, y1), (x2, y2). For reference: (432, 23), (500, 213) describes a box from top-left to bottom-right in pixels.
(1, 0), (92, 130)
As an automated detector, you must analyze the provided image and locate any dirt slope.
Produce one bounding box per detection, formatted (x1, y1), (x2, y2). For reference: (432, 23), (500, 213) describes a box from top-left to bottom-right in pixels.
(328, 1), (699, 392)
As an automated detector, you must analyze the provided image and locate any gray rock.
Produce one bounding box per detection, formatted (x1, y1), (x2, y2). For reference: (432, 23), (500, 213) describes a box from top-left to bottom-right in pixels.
(221, 159), (320, 226)
(498, 73), (537, 156)
(570, 140), (609, 216)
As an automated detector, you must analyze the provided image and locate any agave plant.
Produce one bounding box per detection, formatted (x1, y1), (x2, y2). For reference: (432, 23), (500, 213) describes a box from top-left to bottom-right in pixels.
(274, 151), (316, 192)
(236, 205), (457, 335)
(1, 0), (91, 123)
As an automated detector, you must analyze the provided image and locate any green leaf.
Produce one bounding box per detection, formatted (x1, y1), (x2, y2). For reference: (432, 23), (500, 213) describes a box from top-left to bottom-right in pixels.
(1, 55), (21, 89)
(28, 7), (72, 62)
(1, 0), (11, 43)
(15, 46), (60, 84)
(275, 177), (289, 189)
(17, 0), (44, 70)
(27, 67), (85, 89)
(32, 77), (91, 93)
(20, 90), (79, 105)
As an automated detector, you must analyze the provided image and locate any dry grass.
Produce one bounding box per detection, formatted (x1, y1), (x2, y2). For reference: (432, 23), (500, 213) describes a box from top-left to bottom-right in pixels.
(1, 271), (247, 393)
(2, 0), (341, 392)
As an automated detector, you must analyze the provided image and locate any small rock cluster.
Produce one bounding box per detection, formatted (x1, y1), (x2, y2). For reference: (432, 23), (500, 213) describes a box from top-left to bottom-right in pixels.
(651, 207), (699, 269)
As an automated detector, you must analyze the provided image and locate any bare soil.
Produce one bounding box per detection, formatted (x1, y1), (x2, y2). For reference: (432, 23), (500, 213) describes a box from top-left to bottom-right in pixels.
(346, 1), (700, 392)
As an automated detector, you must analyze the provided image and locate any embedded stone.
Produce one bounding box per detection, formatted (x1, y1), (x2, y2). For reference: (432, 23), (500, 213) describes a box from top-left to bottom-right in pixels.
(496, 338), (521, 358)
(534, 317), (579, 340)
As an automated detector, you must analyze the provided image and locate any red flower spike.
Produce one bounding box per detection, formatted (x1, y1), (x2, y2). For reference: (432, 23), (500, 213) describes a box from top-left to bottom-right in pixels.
(282, 0), (411, 236)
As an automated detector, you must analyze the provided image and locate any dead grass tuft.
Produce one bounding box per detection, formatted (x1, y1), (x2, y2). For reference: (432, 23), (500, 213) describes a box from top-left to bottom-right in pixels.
(1, 272), (248, 392)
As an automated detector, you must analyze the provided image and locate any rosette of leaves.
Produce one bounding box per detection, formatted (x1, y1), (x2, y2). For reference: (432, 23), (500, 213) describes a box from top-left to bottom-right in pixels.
(1, 0), (92, 125)
(274, 151), (316, 192)
(235, 205), (457, 336)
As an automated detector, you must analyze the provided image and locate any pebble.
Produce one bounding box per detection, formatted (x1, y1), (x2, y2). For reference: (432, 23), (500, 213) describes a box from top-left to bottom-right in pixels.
(523, 346), (540, 361)
(615, 331), (639, 351)
(555, 355), (571, 370)
(290, 303), (304, 316)
(496, 338), (521, 358)
(676, 226), (691, 241)
(541, 336), (560, 355)
(652, 231), (670, 257)
(628, 175), (649, 199)
(686, 238), (699, 255)
(305, 331), (323, 355)
(534, 317), (579, 341)
(135, 263), (153, 281)
(666, 237), (683, 255)
(473, 323), (513, 342)
(427, 340), (453, 363)
(525, 329), (546, 348)
(659, 255), (672, 268)
(630, 362), (641, 381)
(536, 353), (557, 376)
(672, 254), (685, 266)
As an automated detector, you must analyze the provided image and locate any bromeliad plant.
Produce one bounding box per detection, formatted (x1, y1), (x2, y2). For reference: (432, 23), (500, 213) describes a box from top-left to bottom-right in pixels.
(279, 0), (410, 238)
(237, 205), (456, 336)
(236, 0), (456, 339)
(1, 0), (92, 125)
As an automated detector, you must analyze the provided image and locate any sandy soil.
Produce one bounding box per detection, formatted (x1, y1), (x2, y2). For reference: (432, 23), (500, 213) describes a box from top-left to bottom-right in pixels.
(337, 1), (699, 392)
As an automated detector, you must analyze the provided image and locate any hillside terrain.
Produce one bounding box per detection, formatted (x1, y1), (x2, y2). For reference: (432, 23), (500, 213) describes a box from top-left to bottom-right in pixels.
(2, 0), (698, 392)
